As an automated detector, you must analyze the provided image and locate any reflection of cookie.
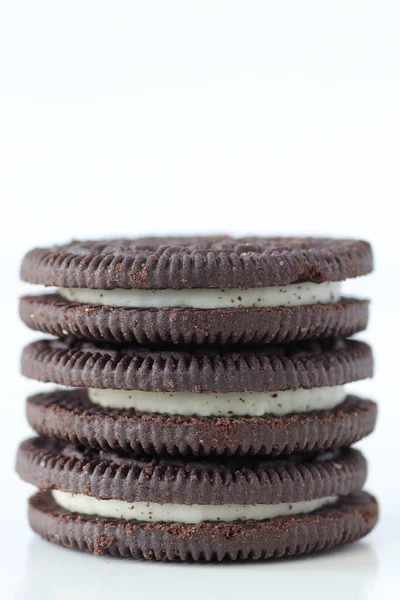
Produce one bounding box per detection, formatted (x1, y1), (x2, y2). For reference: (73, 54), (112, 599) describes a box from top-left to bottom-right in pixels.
(20, 237), (373, 345)
(26, 390), (377, 456)
(17, 438), (377, 561)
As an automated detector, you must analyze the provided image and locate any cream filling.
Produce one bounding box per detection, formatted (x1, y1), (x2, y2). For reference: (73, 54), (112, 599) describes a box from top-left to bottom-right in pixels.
(88, 385), (347, 417)
(58, 281), (341, 309)
(52, 490), (338, 524)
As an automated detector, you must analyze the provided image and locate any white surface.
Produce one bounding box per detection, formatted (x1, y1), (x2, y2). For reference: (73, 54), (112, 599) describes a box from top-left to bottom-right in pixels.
(58, 281), (341, 308)
(0, 1), (399, 598)
(52, 491), (338, 524)
(88, 385), (347, 416)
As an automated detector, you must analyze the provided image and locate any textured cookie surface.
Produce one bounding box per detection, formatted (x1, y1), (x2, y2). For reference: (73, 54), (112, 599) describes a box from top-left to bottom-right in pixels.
(21, 338), (373, 392)
(26, 390), (377, 456)
(20, 237), (373, 290)
(20, 294), (370, 346)
(28, 491), (378, 561)
(16, 437), (367, 504)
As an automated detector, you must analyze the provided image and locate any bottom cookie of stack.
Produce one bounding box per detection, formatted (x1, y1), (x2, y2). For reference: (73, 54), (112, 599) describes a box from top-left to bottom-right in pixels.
(16, 438), (378, 561)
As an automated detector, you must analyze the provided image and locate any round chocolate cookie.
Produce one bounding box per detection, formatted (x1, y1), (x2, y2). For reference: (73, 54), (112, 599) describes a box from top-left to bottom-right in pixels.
(19, 294), (369, 346)
(20, 237), (373, 289)
(28, 490), (378, 561)
(21, 337), (373, 392)
(20, 237), (373, 345)
(21, 338), (374, 456)
(16, 437), (368, 504)
(26, 389), (377, 456)
(17, 438), (377, 561)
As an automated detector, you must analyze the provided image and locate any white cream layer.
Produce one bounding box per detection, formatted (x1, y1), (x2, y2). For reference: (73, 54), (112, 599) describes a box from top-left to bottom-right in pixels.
(52, 490), (338, 524)
(58, 281), (341, 309)
(88, 385), (347, 417)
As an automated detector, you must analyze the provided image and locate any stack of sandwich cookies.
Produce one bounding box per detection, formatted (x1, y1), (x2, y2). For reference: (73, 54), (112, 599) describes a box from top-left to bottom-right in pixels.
(17, 237), (378, 561)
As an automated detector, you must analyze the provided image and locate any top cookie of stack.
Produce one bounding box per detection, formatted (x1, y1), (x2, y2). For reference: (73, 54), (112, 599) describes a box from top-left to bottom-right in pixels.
(20, 236), (372, 345)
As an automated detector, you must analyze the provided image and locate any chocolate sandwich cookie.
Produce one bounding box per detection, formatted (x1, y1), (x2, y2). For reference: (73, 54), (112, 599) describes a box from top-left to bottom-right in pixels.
(20, 237), (372, 345)
(17, 438), (378, 561)
(22, 338), (375, 456)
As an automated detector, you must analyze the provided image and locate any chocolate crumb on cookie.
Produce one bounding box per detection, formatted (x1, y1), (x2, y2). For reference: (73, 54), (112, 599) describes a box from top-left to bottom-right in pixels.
(20, 237), (373, 345)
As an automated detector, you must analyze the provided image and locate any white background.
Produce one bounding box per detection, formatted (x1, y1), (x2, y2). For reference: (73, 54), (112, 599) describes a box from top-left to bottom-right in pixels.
(0, 1), (399, 598)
